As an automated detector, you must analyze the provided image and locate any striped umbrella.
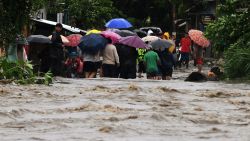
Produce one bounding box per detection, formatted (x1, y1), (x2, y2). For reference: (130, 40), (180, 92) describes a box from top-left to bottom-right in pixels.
(188, 29), (210, 48)
(65, 34), (82, 47)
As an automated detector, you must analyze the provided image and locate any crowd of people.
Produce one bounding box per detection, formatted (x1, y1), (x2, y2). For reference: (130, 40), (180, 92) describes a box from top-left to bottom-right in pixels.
(38, 23), (205, 80)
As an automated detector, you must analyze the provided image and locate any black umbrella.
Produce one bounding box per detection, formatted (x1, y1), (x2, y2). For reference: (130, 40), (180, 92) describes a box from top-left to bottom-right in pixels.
(113, 29), (136, 37)
(27, 35), (52, 45)
(133, 29), (147, 38)
(150, 39), (174, 51)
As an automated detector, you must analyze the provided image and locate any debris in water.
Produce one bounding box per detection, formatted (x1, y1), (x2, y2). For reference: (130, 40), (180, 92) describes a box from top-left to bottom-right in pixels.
(128, 84), (140, 91)
(99, 126), (113, 133)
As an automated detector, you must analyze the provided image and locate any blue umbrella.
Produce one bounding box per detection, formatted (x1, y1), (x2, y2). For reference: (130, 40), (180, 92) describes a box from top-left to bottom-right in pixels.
(105, 18), (132, 29)
(78, 34), (108, 54)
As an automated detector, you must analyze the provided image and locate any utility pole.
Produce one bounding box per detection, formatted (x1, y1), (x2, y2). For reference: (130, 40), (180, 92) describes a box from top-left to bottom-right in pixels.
(172, 4), (176, 33)
(64, 0), (69, 24)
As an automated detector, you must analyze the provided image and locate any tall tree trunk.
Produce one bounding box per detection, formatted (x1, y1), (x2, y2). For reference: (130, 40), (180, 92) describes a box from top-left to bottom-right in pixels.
(172, 4), (176, 33)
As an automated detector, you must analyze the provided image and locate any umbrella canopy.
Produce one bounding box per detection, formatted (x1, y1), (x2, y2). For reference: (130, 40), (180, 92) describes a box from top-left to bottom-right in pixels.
(27, 35), (52, 45)
(78, 34), (108, 54)
(101, 31), (121, 44)
(65, 34), (82, 47)
(133, 29), (147, 38)
(113, 29), (136, 37)
(142, 36), (160, 43)
(188, 29), (210, 48)
(48, 35), (70, 44)
(150, 39), (174, 51)
(86, 29), (101, 35)
(105, 18), (132, 29)
(118, 36), (148, 49)
(140, 27), (163, 35)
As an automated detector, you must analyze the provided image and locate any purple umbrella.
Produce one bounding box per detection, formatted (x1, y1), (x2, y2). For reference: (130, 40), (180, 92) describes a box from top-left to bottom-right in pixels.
(118, 36), (148, 49)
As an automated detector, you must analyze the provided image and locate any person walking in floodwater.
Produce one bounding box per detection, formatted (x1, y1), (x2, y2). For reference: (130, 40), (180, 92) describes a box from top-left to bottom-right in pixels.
(194, 43), (203, 72)
(137, 48), (146, 78)
(102, 39), (120, 78)
(49, 23), (64, 76)
(158, 48), (175, 80)
(144, 47), (161, 79)
(179, 33), (191, 69)
(83, 51), (101, 78)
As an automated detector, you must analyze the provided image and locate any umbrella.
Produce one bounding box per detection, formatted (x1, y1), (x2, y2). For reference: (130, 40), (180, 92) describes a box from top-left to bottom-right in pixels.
(105, 18), (132, 29)
(48, 35), (70, 44)
(86, 29), (101, 35)
(101, 31), (121, 44)
(140, 27), (163, 35)
(27, 35), (52, 44)
(65, 34), (82, 47)
(133, 29), (147, 38)
(188, 29), (210, 48)
(78, 34), (108, 54)
(142, 36), (160, 43)
(118, 36), (148, 49)
(150, 39), (174, 51)
(113, 29), (136, 37)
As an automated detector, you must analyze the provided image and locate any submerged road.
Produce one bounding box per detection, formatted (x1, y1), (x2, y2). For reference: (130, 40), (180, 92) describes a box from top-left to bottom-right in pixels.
(0, 73), (250, 141)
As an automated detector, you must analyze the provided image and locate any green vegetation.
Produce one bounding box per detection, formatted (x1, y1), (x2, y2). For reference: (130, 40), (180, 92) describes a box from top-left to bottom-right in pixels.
(206, 0), (250, 79)
(0, 58), (52, 85)
(0, 0), (47, 47)
(0, 0), (53, 85)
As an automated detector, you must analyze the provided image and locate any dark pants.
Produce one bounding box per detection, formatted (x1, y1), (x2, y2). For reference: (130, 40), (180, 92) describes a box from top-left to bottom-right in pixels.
(138, 61), (146, 73)
(50, 58), (63, 76)
(102, 64), (116, 78)
(120, 63), (136, 79)
(49, 47), (64, 76)
(180, 52), (190, 68)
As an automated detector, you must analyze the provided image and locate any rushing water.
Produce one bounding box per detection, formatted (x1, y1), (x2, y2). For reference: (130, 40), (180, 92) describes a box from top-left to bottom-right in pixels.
(0, 73), (250, 141)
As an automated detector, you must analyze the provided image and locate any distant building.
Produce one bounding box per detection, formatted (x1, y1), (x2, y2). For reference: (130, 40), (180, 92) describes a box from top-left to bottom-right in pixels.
(186, 0), (216, 31)
(35, 8), (47, 20)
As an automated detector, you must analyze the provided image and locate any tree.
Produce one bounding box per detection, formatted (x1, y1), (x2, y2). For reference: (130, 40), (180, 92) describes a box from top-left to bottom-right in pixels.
(0, 0), (47, 49)
(63, 0), (121, 29)
(205, 0), (250, 79)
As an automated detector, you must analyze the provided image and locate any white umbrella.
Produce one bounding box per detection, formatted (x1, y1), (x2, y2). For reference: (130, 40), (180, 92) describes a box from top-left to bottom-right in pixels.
(142, 36), (160, 43)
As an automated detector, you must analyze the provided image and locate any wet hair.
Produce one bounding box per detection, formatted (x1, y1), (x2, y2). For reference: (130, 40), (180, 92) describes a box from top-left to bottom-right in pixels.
(55, 23), (63, 28)
(107, 38), (112, 44)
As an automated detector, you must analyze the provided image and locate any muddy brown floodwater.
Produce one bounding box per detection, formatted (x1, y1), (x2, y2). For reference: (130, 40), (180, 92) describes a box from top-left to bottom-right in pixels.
(0, 71), (250, 141)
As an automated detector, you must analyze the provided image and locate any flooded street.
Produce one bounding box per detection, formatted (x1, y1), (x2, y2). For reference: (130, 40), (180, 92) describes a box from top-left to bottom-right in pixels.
(0, 71), (250, 141)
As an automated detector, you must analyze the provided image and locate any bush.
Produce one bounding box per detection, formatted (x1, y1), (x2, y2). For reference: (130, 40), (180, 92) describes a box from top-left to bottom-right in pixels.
(205, 0), (250, 80)
(225, 46), (250, 79)
(0, 58), (52, 85)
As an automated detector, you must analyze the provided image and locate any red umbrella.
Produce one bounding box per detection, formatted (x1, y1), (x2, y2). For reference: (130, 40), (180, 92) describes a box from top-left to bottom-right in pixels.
(65, 34), (82, 47)
(188, 29), (210, 48)
(101, 31), (121, 44)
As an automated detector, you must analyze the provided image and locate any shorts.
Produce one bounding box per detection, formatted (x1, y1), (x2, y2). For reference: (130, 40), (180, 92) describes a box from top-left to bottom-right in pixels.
(196, 58), (203, 65)
(180, 52), (190, 61)
(84, 61), (99, 72)
(147, 71), (158, 77)
(162, 68), (173, 77)
(138, 61), (146, 73)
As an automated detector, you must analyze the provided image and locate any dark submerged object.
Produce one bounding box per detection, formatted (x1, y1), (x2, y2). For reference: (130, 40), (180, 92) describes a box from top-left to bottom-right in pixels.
(185, 72), (207, 82)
